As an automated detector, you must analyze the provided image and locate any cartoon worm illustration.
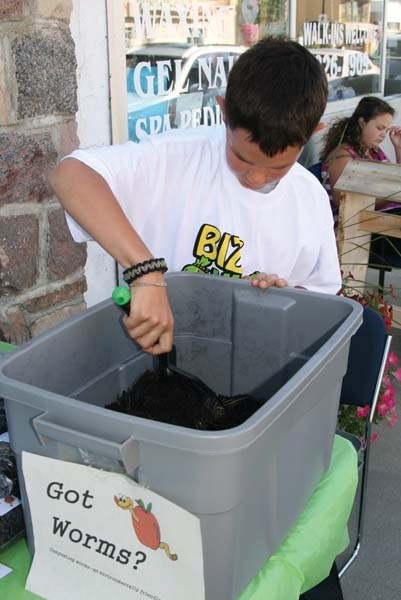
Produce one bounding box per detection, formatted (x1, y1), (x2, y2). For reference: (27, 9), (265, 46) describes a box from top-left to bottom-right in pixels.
(114, 494), (178, 561)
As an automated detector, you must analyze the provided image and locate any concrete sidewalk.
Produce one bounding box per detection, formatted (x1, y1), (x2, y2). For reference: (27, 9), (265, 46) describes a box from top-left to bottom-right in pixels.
(340, 325), (401, 600)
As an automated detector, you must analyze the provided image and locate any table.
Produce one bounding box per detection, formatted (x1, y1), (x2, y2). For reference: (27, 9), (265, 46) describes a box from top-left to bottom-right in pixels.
(0, 435), (358, 600)
(335, 159), (401, 330)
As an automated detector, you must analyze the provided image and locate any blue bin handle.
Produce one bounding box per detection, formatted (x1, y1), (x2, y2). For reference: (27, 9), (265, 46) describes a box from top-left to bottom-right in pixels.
(32, 413), (140, 475)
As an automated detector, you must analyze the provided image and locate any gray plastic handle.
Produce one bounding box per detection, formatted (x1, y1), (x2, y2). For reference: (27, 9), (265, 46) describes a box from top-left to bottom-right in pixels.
(32, 414), (140, 475)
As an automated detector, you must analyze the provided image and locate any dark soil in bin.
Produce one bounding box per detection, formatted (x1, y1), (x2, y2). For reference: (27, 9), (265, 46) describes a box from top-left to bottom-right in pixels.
(106, 369), (261, 430)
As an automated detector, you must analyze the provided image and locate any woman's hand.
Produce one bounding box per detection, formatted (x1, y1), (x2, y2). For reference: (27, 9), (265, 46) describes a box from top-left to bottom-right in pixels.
(389, 126), (401, 153)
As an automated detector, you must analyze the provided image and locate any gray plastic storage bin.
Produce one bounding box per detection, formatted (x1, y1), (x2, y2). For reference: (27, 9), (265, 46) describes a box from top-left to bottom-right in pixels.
(0, 274), (362, 600)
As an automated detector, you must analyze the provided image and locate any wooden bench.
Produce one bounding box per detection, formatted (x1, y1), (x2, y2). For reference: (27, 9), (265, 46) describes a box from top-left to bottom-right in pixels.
(335, 159), (401, 325)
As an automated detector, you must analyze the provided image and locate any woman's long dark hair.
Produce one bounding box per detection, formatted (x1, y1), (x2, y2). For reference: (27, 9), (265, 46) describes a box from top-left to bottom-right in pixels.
(320, 96), (395, 160)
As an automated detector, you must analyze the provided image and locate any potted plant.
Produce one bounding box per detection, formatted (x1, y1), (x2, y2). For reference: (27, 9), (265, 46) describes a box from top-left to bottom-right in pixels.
(338, 272), (399, 443)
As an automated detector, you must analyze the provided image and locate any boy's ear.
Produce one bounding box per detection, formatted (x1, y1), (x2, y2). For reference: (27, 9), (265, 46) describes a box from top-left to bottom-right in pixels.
(216, 95), (226, 122)
(313, 122), (325, 133)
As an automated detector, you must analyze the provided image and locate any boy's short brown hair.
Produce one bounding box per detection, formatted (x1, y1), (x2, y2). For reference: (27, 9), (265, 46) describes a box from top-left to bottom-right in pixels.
(224, 36), (328, 156)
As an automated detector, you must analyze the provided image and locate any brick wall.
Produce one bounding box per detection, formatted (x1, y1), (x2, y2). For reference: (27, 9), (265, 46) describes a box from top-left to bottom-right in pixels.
(0, 0), (87, 344)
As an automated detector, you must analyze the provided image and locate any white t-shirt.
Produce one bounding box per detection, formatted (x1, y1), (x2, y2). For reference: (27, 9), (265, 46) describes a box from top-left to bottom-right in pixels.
(66, 125), (341, 294)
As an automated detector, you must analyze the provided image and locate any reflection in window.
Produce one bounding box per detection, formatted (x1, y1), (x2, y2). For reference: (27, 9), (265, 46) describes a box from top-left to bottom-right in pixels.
(123, 0), (288, 141)
(296, 0), (384, 102)
(125, 44), (244, 141)
(370, 0), (401, 95)
(123, 0), (399, 138)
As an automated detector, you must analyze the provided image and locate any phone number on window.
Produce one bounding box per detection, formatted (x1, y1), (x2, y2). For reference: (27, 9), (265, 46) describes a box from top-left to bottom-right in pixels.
(313, 52), (370, 78)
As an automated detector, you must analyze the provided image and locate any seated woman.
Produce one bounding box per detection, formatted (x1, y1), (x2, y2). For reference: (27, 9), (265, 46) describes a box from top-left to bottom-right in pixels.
(320, 96), (401, 222)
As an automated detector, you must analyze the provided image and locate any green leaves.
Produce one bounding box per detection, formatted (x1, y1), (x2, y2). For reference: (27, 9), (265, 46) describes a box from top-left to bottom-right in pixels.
(135, 498), (153, 512)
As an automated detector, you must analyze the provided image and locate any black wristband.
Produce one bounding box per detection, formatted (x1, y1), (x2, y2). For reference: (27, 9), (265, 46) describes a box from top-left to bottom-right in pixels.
(122, 258), (168, 285)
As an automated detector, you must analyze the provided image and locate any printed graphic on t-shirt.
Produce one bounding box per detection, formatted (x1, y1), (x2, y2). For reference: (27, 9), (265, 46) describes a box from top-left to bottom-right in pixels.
(182, 224), (243, 278)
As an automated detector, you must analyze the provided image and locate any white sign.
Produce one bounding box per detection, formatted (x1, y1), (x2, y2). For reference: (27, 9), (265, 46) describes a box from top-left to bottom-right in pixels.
(0, 563), (12, 581)
(22, 452), (205, 600)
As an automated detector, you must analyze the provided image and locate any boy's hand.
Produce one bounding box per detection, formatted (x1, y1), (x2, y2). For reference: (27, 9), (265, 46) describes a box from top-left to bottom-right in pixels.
(122, 283), (174, 354)
(248, 273), (288, 289)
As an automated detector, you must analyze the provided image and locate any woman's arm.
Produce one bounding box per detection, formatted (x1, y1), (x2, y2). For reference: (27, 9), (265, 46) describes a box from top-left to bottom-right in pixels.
(49, 158), (174, 354)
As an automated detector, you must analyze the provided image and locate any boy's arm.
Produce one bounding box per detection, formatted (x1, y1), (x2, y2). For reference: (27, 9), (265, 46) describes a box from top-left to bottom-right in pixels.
(49, 157), (174, 354)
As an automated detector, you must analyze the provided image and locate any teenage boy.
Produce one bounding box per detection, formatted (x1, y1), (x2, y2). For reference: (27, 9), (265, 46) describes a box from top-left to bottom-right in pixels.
(49, 36), (341, 355)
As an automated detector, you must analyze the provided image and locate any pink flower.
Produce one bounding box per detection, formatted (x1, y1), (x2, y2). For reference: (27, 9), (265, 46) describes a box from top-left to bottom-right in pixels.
(381, 385), (396, 404)
(356, 405), (370, 418)
(377, 401), (391, 416)
(387, 352), (399, 367)
(387, 396), (396, 410)
(370, 432), (379, 444)
(339, 278), (400, 440)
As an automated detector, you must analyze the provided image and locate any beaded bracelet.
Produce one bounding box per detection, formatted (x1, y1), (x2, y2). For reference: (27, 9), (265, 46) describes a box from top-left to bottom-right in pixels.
(122, 258), (168, 285)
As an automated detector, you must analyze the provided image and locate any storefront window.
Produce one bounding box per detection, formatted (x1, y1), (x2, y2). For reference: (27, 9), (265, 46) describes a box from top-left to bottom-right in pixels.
(121, 0), (400, 141)
(124, 0), (288, 141)
(371, 0), (401, 95)
(382, 31), (401, 94)
(296, 0), (384, 102)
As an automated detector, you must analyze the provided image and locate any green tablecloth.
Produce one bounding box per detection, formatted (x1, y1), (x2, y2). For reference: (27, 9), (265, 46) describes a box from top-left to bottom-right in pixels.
(0, 435), (358, 600)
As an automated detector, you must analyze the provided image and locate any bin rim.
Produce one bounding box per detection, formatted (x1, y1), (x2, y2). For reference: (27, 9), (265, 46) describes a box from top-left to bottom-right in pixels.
(0, 279), (363, 455)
